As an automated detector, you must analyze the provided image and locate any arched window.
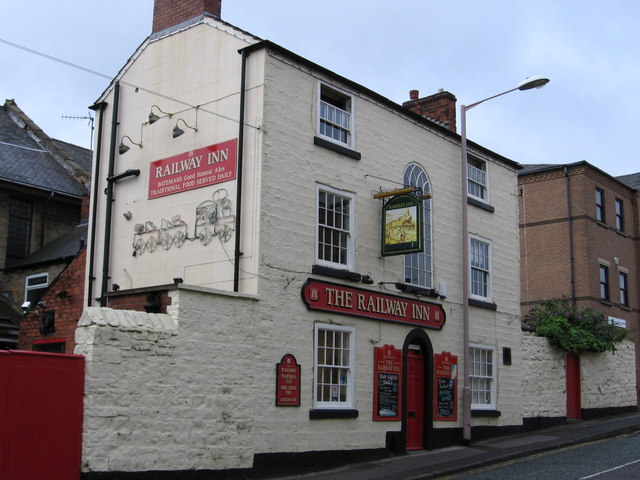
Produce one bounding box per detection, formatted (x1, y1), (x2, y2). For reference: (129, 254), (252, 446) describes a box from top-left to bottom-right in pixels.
(403, 163), (432, 287)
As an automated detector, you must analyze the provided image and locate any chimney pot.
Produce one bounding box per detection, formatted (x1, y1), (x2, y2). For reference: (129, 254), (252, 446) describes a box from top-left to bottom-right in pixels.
(409, 90), (419, 100)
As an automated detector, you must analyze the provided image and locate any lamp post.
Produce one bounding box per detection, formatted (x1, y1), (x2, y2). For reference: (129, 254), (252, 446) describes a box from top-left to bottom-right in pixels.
(460, 75), (549, 444)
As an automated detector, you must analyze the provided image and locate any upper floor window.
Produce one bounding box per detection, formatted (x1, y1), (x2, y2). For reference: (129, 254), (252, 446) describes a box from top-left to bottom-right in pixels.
(314, 323), (355, 409)
(619, 272), (629, 307)
(467, 157), (488, 202)
(6, 198), (33, 267)
(615, 198), (624, 231)
(25, 272), (48, 304)
(599, 265), (610, 301)
(595, 188), (605, 222)
(470, 236), (492, 301)
(318, 83), (353, 148)
(403, 164), (432, 288)
(470, 344), (497, 410)
(316, 185), (355, 270)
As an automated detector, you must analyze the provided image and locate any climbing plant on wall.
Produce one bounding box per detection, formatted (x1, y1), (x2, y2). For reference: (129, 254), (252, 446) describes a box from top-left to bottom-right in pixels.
(522, 299), (627, 353)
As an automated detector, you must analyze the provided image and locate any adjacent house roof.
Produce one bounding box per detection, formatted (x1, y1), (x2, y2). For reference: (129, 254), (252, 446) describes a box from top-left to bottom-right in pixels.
(616, 173), (640, 190)
(521, 161), (639, 191)
(0, 100), (91, 197)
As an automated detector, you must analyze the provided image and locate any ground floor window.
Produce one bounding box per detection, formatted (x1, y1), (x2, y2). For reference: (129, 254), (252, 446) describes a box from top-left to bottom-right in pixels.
(314, 323), (355, 409)
(470, 344), (496, 410)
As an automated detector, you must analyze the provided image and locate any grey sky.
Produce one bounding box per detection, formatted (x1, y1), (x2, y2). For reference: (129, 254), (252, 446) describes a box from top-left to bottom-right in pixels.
(2, 1), (638, 176)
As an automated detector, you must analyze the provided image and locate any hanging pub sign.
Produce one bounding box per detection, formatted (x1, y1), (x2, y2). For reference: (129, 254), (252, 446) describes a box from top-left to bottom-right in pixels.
(373, 345), (402, 421)
(434, 351), (458, 421)
(148, 138), (237, 199)
(302, 279), (446, 330)
(382, 194), (422, 256)
(275, 354), (301, 406)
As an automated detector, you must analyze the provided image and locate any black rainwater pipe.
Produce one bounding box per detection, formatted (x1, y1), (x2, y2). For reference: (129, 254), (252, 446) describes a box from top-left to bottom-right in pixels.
(100, 82), (120, 307)
(234, 50), (248, 292)
(87, 101), (106, 306)
(564, 166), (577, 304)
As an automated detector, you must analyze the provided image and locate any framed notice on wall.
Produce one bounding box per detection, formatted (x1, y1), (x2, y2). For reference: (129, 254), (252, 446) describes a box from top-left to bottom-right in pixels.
(373, 345), (402, 421)
(276, 354), (300, 406)
(434, 351), (458, 421)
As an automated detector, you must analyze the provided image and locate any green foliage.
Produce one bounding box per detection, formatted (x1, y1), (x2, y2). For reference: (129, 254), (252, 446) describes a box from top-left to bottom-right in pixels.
(522, 300), (627, 353)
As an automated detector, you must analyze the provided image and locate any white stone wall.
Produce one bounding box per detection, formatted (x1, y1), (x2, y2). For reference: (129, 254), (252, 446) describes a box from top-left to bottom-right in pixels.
(522, 332), (636, 418)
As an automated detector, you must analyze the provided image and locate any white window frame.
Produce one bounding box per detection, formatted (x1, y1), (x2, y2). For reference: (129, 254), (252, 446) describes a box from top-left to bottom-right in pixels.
(467, 157), (489, 203)
(314, 323), (355, 409)
(403, 163), (433, 288)
(316, 184), (355, 270)
(24, 272), (48, 303)
(317, 82), (354, 148)
(469, 235), (492, 301)
(469, 344), (497, 410)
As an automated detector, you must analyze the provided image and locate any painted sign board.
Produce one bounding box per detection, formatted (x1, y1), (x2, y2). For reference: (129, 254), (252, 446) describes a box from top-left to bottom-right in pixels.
(148, 139), (237, 199)
(373, 345), (402, 421)
(302, 279), (446, 330)
(434, 351), (458, 421)
(382, 194), (423, 256)
(276, 354), (301, 406)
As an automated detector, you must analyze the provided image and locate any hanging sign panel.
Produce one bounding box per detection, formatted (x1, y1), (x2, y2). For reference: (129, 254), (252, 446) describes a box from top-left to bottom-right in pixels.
(373, 345), (402, 421)
(434, 351), (458, 421)
(302, 279), (446, 330)
(382, 194), (423, 256)
(148, 138), (237, 199)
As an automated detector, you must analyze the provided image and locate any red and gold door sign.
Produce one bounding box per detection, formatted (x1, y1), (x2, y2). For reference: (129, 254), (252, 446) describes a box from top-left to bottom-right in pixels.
(276, 354), (300, 406)
(434, 351), (458, 421)
(373, 345), (402, 421)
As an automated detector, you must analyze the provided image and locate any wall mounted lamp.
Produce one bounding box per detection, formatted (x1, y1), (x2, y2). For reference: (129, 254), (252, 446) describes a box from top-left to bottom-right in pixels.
(148, 105), (173, 125)
(172, 118), (198, 138)
(118, 135), (142, 155)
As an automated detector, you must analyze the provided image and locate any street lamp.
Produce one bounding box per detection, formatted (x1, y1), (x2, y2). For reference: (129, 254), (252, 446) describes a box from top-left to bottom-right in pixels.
(460, 75), (549, 444)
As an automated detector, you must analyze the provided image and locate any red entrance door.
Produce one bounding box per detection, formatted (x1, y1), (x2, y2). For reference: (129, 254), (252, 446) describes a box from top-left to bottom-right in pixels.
(566, 353), (581, 419)
(406, 348), (424, 450)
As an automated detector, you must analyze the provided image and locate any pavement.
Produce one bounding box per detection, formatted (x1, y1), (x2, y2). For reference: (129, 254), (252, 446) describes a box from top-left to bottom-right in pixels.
(273, 411), (640, 480)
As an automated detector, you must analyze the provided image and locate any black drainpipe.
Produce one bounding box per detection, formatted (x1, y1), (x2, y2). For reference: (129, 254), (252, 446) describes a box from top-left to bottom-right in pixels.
(564, 166), (577, 304)
(234, 50), (248, 292)
(100, 82), (120, 307)
(87, 101), (106, 306)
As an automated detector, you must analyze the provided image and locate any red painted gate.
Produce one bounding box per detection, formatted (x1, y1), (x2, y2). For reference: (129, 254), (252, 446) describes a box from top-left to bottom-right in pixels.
(566, 353), (581, 419)
(0, 350), (84, 480)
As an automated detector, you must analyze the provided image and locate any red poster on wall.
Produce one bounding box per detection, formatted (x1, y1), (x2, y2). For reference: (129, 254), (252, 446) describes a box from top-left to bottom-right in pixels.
(434, 351), (458, 421)
(373, 345), (402, 421)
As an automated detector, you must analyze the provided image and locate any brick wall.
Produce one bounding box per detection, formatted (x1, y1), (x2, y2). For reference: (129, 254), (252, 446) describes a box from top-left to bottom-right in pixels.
(402, 90), (457, 132)
(18, 248), (87, 353)
(106, 290), (172, 313)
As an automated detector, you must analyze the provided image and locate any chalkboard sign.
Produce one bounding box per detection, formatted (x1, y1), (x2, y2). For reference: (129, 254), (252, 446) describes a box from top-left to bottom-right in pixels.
(373, 345), (402, 421)
(434, 352), (457, 421)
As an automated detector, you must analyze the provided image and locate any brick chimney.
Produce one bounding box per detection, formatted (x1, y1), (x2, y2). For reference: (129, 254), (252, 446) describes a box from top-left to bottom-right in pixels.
(153, 0), (222, 33)
(403, 89), (457, 132)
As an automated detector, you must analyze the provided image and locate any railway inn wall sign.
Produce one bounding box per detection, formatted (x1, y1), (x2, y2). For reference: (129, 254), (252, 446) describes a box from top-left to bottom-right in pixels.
(148, 139), (237, 199)
(302, 279), (445, 330)
(381, 194), (422, 257)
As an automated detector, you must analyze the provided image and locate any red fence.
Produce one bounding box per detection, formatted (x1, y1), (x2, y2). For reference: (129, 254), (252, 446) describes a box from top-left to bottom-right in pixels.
(0, 350), (84, 480)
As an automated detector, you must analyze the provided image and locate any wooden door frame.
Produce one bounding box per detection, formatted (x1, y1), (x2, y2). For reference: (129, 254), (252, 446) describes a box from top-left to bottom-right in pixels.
(401, 329), (434, 451)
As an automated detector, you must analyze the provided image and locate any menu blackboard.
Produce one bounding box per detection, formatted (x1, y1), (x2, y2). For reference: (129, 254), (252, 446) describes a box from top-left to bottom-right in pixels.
(433, 352), (458, 421)
(373, 345), (402, 421)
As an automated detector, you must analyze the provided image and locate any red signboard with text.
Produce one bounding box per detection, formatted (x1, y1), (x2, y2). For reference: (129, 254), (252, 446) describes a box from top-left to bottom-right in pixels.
(373, 345), (402, 420)
(301, 279), (446, 330)
(276, 354), (301, 406)
(148, 139), (237, 199)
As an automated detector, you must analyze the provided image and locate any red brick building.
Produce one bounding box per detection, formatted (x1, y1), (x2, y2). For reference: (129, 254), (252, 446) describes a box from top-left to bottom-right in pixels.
(519, 162), (639, 404)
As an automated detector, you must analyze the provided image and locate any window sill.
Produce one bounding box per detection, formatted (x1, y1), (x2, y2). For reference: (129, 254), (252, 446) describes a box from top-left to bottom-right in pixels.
(600, 299), (613, 307)
(314, 136), (361, 160)
(621, 305), (632, 311)
(615, 229), (629, 238)
(309, 409), (359, 420)
(469, 298), (497, 310)
(467, 197), (495, 213)
(471, 409), (501, 418)
(596, 220), (608, 229)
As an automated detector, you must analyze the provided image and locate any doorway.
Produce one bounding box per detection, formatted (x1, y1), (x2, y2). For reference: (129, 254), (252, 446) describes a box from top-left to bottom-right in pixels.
(402, 329), (433, 451)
